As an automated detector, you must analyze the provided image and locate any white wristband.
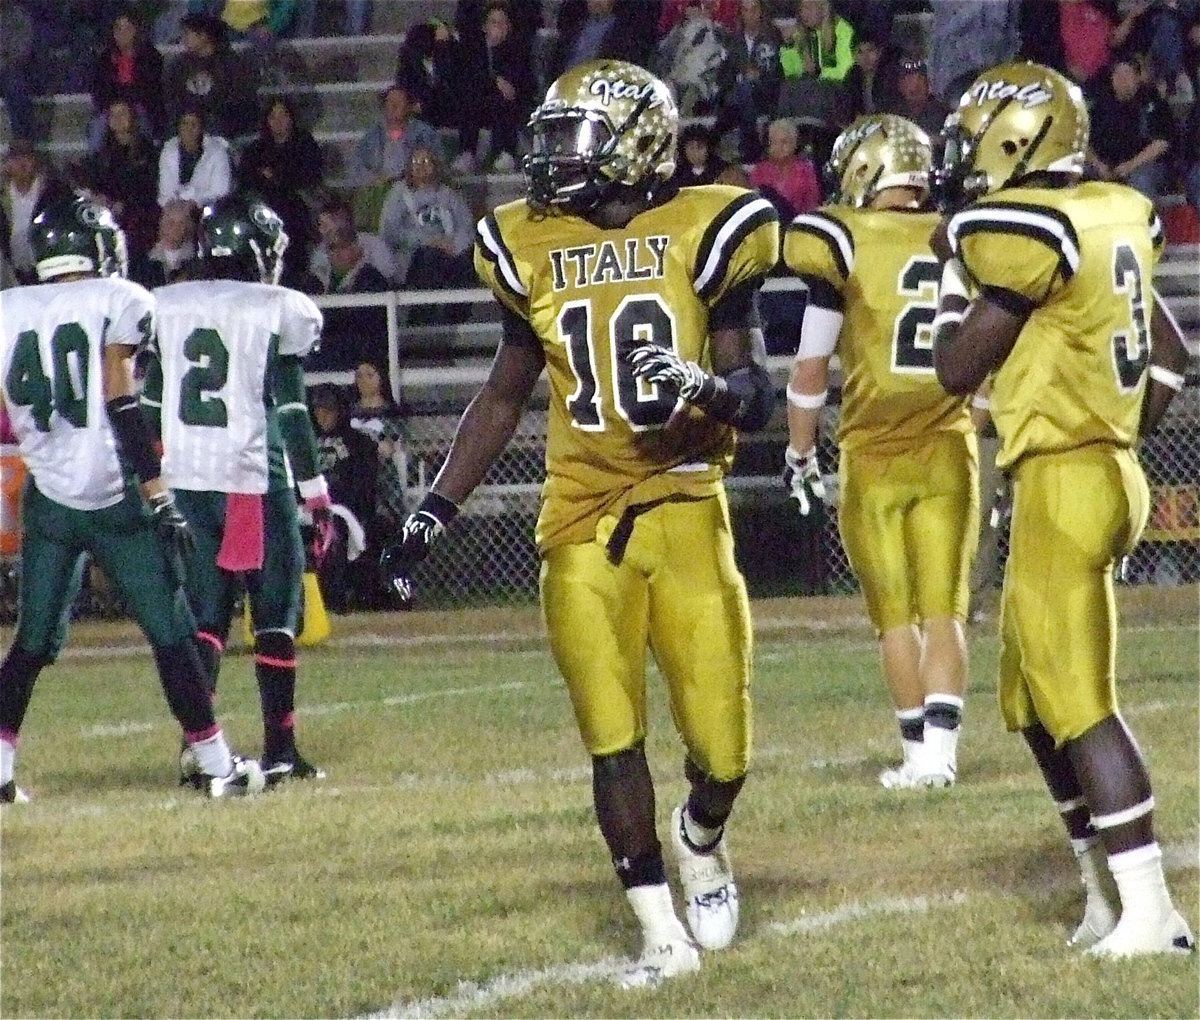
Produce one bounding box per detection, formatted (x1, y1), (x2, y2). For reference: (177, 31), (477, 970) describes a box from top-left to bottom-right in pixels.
(786, 385), (827, 409)
(1148, 365), (1185, 392)
(932, 310), (965, 332)
(971, 393), (990, 410)
(298, 475), (330, 501)
(941, 258), (970, 302)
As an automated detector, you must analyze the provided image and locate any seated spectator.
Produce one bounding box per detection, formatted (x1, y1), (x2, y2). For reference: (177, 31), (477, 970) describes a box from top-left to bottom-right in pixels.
(80, 99), (161, 262)
(1018, 0), (1065, 76)
(454, 0), (542, 67)
(158, 108), (233, 213)
(1087, 54), (1175, 203)
(88, 9), (164, 151)
(1, 140), (74, 285)
(671, 123), (749, 187)
(0, 0), (36, 142)
(163, 12), (257, 141)
(311, 383), (378, 613)
(883, 58), (948, 138)
(293, 0), (372, 37)
(655, 0), (734, 117)
(395, 18), (465, 136)
(841, 33), (905, 125)
(550, 0), (653, 79)
(348, 360), (409, 548)
(1180, 81), (1199, 211)
(929, 0), (1020, 107)
(238, 97), (325, 282)
(713, 0), (783, 162)
(130, 198), (198, 289)
(1060, 0), (1141, 86)
(660, 0), (739, 34)
(777, 0), (855, 124)
(748, 117), (821, 221)
(378, 146), (476, 325)
(306, 196), (392, 371)
(455, 1), (538, 173)
(351, 83), (446, 189)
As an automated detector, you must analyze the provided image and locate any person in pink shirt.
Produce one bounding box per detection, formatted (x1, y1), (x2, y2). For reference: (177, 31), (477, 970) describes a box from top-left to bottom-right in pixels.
(748, 117), (821, 221)
(1060, 0), (1145, 84)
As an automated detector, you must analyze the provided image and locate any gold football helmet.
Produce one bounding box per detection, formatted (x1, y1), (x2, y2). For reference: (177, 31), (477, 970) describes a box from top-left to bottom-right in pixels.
(940, 60), (1088, 204)
(524, 59), (678, 213)
(824, 114), (932, 208)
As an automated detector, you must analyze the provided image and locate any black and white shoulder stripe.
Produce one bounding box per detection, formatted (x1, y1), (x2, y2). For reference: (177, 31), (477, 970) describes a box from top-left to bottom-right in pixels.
(788, 210), (855, 281)
(949, 202), (1081, 280)
(693, 193), (778, 300)
(476, 213), (528, 304)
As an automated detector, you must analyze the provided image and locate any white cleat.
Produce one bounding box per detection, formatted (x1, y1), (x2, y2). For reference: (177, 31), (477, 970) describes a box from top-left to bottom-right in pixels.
(619, 938), (700, 990)
(1086, 910), (1196, 958)
(670, 804), (740, 950)
(204, 755), (266, 799)
(1069, 895), (1119, 949)
(880, 752), (955, 790)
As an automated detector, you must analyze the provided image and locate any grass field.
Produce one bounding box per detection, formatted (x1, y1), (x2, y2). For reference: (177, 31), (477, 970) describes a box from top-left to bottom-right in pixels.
(1, 587), (1197, 1019)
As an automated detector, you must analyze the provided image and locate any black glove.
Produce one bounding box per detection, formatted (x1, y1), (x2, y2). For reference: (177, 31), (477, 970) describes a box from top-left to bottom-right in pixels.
(782, 446), (826, 516)
(148, 490), (194, 588)
(305, 498), (336, 569)
(378, 491), (459, 602)
(624, 342), (717, 405)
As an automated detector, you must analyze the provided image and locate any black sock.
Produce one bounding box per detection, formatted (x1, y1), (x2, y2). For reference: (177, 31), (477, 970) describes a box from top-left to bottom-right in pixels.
(254, 630), (297, 759)
(924, 698), (962, 731)
(613, 847), (668, 890)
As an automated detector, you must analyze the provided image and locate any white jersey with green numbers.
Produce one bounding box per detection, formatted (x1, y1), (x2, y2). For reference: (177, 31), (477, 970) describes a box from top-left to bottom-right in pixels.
(0, 276), (154, 511)
(153, 279), (322, 494)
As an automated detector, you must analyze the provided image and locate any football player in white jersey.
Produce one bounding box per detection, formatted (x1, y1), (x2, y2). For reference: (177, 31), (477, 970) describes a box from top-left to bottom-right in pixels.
(0, 197), (264, 801)
(142, 193), (332, 787)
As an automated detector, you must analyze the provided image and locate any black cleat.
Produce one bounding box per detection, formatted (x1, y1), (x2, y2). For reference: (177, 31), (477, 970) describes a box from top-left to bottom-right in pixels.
(0, 780), (30, 804)
(261, 753), (326, 787)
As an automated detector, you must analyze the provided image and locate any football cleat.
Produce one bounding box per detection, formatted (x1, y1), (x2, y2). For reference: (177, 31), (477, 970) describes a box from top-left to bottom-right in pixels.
(261, 753), (326, 787)
(1085, 910), (1196, 958)
(203, 755), (266, 799)
(619, 937), (700, 990)
(670, 803), (740, 950)
(0, 780), (30, 804)
(1069, 893), (1119, 950)
(178, 740), (203, 789)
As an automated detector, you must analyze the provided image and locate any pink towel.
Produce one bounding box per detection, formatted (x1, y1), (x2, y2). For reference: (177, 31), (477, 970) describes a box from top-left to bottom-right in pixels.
(216, 492), (265, 572)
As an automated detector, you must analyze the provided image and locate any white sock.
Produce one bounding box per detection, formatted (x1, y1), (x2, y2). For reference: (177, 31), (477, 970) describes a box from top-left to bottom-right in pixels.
(1108, 843), (1176, 926)
(0, 737), (14, 785)
(1074, 837), (1119, 907)
(626, 883), (689, 946)
(682, 805), (722, 851)
(190, 731), (234, 779)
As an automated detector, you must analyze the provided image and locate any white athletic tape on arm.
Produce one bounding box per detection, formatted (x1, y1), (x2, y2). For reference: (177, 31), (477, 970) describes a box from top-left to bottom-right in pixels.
(940, 258), (970, 302)
(298, 475), (329, 501)
(1149, 365), (1185, 391)
(787, 386), (827, 409)
(795, 305), (842, 360)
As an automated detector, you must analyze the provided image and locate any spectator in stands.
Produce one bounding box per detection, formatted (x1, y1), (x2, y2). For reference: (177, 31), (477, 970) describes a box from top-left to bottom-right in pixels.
(1184, 88), (1200, 211)
(455, 0), (542, 72)
(306, 195), (392, 371)
(395, 18), (465, 137)
(712, 0), (783, 162)
(80, 99), (161, 263)
(455, 0), (538, 173)
(655, 0), (734, 117)
(350, 83), (445, 191)
(550, 0), (655, 78)
(311, 383), (378, 613)
(130, 198), (198, 289)
(158, 108), (234, 213)
(884, 57), (948, 138)
(660, 0), (739, 34)
(1087, 53), (1175, 202)
(219, 0), (300, 86)
(671, 123), (749, 187)
(163, 12), (257, 140)
(238, 96), (324, 282)
(840, 32), (901, 124)
(748, 116), (821, 220)
(1018, 0), (1066, 76)
(928, 0), (1020, 106)
(1, 141), (73, 285)
(310, 193), (396, 291)
(293, 0), (371, 37)
(378, 146), (476, 326)
(777, 0), (855, 124)
(348, 359), (409, 549)
(0, 0), (37, 142)
(88, 9), (164, 151)
(1059, 0), (1145, 86)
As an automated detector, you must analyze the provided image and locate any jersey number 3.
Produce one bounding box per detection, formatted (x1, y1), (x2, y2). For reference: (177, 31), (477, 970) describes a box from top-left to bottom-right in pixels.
(1111, 242), (1150, 393)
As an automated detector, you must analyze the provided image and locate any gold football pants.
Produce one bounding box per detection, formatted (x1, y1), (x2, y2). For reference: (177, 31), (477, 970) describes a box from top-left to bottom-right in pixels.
(839, 430), (980, 633)
(540, 492), (752, 781)
(998, 444), (1149, 745)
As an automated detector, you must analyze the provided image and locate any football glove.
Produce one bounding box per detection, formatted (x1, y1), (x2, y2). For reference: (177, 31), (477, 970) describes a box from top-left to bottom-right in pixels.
(148, 490), (194, 588)
(305, 495), (336, 569)
(625, 342), (717, 405)
(378, 491), (460, 602)
(782, 446), (826, 516)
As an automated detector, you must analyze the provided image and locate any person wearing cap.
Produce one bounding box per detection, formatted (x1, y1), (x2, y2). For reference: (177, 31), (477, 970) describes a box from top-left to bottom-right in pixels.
(883, 57), (949, 138)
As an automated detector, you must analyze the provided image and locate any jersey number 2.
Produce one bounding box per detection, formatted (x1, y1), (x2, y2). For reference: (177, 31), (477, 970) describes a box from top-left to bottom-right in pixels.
(178, 328), (229, 427)
(4, 325), (89, 431)
(1111, 242), (1150, 392)
(892, 257), (941, 374)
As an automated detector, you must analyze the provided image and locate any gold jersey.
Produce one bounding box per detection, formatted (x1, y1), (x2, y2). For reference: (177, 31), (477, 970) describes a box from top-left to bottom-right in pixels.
(783, 206), (972, 452)
(948, 182), (1163, 471)
(475, 185), (780, 551)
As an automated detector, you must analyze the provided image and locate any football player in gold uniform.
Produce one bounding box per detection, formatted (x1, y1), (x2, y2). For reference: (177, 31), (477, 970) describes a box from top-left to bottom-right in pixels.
(782, 114), (979, 790)
(380, 60), (779, 985)
(932, 61), (1194, 957)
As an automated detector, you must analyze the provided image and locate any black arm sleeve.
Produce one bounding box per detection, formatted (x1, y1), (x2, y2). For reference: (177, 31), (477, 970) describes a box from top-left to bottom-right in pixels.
(107, 395), (162, 483)
(696, 363), (775, 432)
